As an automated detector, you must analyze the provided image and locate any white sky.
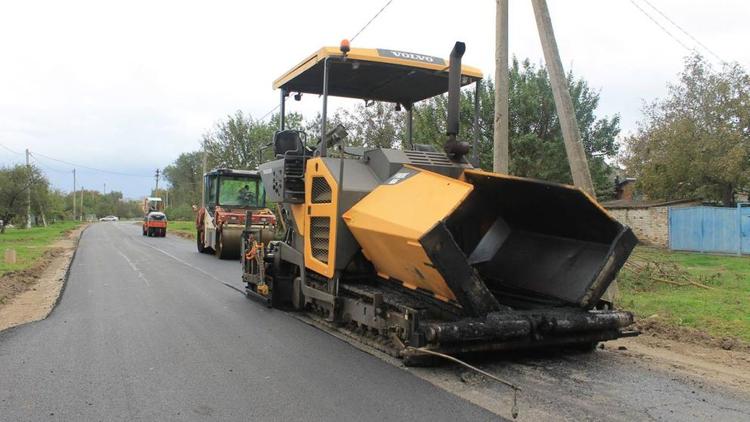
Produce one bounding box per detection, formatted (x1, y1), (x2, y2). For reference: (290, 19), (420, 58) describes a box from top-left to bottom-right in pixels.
(0, 0), (746, 198)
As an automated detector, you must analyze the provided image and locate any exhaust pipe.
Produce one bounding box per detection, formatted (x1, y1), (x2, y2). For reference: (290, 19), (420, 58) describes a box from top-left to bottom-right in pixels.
(445, 42), (470, 161)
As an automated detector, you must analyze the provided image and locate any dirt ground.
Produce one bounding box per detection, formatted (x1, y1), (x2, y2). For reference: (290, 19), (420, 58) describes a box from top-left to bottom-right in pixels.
(611, 334), (750, 392)
(0, 226), (85, 332)
(171, 230), (195, 240)
(408, 333), (750, 421)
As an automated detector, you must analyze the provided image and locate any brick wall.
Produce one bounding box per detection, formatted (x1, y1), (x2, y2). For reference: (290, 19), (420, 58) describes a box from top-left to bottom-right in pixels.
(607, 206), (669, 247)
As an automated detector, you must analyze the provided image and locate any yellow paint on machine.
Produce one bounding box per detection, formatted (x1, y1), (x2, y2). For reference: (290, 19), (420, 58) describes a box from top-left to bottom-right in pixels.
(303, 158), (338, 279)
(343, 166), (474, 302)
(273, 47), (483, 90)
(290, 203), (305, 234)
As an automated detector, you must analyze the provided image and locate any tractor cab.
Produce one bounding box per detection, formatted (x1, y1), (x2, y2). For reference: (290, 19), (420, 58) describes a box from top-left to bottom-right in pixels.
(202, 168), (267, 213)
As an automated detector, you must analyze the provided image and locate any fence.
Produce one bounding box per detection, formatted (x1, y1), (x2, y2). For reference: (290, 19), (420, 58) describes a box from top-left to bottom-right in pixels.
(669, 205), (750, 255)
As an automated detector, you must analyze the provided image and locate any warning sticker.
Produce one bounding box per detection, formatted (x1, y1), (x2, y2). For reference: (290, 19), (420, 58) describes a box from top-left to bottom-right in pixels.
(385, 168), (418, 185)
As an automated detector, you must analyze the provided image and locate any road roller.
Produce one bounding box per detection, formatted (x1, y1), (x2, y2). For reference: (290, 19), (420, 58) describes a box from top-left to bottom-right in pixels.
(142, 197), (167, 237)
(241, 41), (638, 364)
(195, 168), (276, 259)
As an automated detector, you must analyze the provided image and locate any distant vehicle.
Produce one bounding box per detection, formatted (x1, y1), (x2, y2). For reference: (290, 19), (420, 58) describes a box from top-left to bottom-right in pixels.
(143, 212), (167, 237)
(99, 216), (119, 222)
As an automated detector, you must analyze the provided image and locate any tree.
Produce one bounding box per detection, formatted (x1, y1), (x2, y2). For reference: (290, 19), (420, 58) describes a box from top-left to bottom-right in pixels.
(163, 151), (204, 207)
(0, 164), (48, 232)
(203, 110), (305, 170)
(203, 110), (274, 170)
(412, 58), (620, 198)
(337, 102), (405, 149)
(622, 55), (750, 205)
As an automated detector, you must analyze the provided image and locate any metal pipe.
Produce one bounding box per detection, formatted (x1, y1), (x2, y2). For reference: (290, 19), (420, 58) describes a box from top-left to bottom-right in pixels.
(446, 42), (465, 140)
(472, 80), (480, 165)
(320, 57), (330, 157)
(407, 106), (413, 149)
(444, 42), (469, 161)
(279, 88), (287, 131)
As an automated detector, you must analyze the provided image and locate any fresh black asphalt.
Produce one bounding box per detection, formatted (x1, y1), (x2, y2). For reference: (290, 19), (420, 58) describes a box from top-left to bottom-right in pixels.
(0, 222), (499, 421)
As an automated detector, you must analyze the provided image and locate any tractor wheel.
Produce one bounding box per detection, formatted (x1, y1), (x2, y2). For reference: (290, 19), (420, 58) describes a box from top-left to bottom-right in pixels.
(142, 227), (146, 236)
(197, 231), (206, 253)
(161, 229), (166, 237)
(215, 232), (225, 259)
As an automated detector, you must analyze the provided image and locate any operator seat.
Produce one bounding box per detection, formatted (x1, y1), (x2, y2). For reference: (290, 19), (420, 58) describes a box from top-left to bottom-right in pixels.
(274, 130), (304, 157)
(273, 130), (307, 203)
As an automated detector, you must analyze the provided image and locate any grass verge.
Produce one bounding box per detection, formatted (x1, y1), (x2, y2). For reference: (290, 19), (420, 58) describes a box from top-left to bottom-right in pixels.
(619, 246), (750, 343)
(168, 220), (195, 239)
(0, 221), (82, 275)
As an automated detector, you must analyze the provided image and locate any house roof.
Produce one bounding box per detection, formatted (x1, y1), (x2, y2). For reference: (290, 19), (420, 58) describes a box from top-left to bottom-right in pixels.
(601, 198), (700, 209)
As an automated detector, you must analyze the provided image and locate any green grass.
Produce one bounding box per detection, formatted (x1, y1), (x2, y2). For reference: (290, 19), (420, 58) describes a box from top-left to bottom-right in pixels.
(0, 221), (82, 275)
(619, 246), (750, 342)
(168, 220), (195, 238)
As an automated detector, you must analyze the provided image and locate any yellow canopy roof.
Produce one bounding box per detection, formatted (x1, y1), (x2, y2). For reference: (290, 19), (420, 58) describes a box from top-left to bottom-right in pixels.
(273, 46), (483, 104)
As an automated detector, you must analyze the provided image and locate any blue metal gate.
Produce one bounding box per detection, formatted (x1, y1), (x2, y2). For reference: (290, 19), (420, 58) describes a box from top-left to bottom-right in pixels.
(669, 204), (750, 255)
(742, 205), (750, 254)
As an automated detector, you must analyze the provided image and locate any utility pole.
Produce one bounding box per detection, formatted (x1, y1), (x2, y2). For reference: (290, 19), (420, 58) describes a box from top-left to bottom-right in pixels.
(201, 140), (208, 204)
(103, 182), (106, 195)
(493, 0), (510, 173)
(80, 186), (84, 221)
(25, 149), (32, 228)
(154, 169), (160, 196)
(531, 0), (596, 198)
(72, 169), (76, 221)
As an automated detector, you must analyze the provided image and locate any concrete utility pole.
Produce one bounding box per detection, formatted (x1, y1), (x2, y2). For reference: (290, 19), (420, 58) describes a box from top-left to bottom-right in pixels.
(201, 141), (208, 203)
(493, 0), (510, 174)
(80, 186), (84, 221)
(531, 0), (596, 198)
(154, 169), (160, 196)
(72, 169), (76, 221)
(25, 149), (31, 228)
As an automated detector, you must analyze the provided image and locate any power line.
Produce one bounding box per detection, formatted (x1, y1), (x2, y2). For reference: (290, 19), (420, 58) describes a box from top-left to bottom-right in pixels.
(29, 155), (69, 173)
(0, 142), (24, 155)
(629, 0), (696, 54)
(351, 0), (394, 42)
(256, 0), (394, 123)
(259, 104), (281, 121)
(30, 151), (151, 178)
(640, 0), (726, 63)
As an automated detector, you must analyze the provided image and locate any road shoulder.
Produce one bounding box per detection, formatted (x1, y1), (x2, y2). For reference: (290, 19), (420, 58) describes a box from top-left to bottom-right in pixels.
(0, 225), (87, 332)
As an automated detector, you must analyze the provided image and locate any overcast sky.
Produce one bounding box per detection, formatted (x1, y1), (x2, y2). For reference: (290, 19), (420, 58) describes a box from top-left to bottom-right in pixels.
(0, 0), (746, 198)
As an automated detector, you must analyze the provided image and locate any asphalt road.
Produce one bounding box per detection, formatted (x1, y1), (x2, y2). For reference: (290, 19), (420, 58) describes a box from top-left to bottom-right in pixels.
(0, 222), (499, 421)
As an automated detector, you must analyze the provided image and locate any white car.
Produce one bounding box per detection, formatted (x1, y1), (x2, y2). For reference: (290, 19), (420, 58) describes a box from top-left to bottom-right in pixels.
(99, 215), (119, 222)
